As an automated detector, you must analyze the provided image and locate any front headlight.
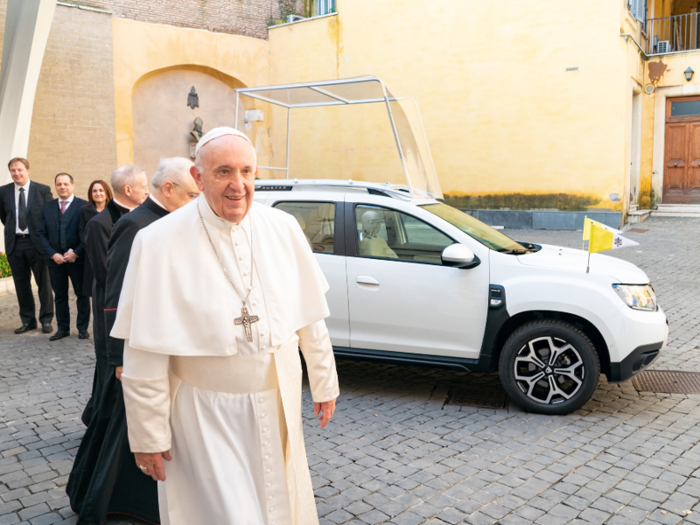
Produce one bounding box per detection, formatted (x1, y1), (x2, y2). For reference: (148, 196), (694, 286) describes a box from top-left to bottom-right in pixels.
(612, 283), (657, 311)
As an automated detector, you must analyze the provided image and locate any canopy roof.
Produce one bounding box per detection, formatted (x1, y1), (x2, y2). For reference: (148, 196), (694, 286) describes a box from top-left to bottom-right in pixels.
(236, 76), (398, 108)
(235, 76), (443, 200)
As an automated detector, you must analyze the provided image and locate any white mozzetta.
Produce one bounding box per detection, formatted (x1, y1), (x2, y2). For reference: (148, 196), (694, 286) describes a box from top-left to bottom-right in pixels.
(111, 196), (330, 355)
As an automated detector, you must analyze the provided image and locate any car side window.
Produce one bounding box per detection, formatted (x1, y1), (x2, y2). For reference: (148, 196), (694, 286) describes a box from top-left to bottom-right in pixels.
(355, 205), (454, 264)
(274, 201), (336, 254)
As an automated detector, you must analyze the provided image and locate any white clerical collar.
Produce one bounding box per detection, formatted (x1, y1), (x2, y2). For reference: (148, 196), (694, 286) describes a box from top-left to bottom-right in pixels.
(112, 197), (134, 211)
(198, 195), (250, 232)
(149, 194), (167, 210)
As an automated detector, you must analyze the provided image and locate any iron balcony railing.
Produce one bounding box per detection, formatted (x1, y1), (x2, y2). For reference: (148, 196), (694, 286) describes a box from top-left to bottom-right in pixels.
(646, 13), (700, 55)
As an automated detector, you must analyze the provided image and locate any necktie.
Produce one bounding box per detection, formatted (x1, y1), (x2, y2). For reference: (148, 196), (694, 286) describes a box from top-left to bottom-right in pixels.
(60, 200), (67, 215)
(18, 187), (27, 231)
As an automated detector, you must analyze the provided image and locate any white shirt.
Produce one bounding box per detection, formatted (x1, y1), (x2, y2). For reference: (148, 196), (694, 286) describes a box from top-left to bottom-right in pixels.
(14, 180), (30, 234)
(58, 193), (74, 212)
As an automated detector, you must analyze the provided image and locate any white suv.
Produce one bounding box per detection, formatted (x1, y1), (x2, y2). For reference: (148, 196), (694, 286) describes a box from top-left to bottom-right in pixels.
(255, 179), (668, 415)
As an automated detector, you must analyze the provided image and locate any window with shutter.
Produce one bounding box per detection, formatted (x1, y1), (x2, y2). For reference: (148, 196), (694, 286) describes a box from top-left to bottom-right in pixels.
(628, 0), (637, 17)
(637, 0), (647, 25)
(628, 0), (647, 26)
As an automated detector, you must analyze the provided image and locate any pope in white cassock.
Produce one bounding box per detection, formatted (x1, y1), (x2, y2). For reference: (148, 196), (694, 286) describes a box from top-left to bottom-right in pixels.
(111, 127), (340, 525)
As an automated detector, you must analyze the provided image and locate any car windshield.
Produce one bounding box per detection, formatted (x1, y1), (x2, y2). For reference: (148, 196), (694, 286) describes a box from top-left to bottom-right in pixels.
(421, 202), (528, 253)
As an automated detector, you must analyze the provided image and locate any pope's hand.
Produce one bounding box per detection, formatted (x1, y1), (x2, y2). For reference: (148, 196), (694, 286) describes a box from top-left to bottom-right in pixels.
(115, 366), (123, 381)
(314, 398), (336, 429)
(135, 451), (171, 481)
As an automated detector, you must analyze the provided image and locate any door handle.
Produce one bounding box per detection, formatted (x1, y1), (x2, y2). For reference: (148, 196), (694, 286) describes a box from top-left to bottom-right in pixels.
(356, 276), (379, 286)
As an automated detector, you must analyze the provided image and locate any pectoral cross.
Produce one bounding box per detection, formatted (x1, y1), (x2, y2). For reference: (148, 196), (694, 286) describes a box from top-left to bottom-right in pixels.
(234, 306), (260, 343)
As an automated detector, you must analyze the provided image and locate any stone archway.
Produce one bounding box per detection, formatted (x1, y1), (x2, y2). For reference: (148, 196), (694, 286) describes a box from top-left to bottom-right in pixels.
(131, 65), (247, 178)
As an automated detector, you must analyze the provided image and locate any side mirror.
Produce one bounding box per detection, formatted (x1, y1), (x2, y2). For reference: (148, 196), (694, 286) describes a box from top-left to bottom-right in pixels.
(442, 244), (480, 269)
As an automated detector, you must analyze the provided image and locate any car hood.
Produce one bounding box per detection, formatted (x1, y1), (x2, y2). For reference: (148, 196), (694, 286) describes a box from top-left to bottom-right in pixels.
(516, 244), (650, 283)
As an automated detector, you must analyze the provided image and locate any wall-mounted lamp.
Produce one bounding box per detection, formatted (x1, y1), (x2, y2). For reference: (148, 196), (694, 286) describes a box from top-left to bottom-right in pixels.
(685, 67), (695, 81)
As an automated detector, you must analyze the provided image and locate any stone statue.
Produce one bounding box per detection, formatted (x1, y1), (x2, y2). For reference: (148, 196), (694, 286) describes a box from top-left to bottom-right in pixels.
(189, 117), (203, 158)
(187, 86), (199, 109)
(190, 117), (203, 142)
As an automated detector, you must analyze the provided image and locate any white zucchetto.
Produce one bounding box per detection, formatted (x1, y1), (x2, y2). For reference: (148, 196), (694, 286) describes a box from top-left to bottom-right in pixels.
(195, 126), (255, 161)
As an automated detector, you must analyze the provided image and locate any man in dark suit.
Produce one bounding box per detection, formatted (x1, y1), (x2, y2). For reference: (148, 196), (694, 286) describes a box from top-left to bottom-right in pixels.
(36, 173), (91, 341)
(81, 165), (148, 428)
(68, 157), (199, 525)
(0, 157), (55, 334)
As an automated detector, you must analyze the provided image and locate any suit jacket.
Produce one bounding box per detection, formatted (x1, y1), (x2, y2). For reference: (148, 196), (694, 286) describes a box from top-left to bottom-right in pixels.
(36, 197), (89, 265)
(105, 197), (169, 367)
(79, 204), (99, 296)
(0, 181), (54, 255)
(85, 199), (130, 291)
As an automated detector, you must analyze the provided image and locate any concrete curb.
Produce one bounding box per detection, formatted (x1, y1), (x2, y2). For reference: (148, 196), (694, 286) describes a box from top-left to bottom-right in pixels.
(0, 276), (15, 296)
(0, 276), (38, 297)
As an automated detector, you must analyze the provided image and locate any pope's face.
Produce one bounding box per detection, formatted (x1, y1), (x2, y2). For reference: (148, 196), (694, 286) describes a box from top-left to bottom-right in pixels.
(193, 136), (257, 223)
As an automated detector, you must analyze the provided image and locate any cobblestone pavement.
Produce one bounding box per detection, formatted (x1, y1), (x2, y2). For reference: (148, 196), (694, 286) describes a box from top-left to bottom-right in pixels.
(0, 216), (699, 525)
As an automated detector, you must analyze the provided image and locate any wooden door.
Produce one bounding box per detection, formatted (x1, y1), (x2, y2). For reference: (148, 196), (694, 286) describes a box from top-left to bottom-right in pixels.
(664, 122), (687, 199)
(689, 123), (700, 199)
(664, 96), (700, 203)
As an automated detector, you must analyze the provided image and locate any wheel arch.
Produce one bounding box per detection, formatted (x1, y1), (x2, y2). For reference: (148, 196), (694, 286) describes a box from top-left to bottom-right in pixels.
(486, 310), (612, 380)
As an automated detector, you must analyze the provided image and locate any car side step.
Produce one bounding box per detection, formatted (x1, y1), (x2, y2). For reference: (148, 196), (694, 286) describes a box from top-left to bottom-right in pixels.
(333, 346), (480, 372)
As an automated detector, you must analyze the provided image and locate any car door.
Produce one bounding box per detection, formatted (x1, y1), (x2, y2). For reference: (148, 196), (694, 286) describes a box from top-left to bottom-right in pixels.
(346, 195), (489, 359)
(271, 195), (350, 346)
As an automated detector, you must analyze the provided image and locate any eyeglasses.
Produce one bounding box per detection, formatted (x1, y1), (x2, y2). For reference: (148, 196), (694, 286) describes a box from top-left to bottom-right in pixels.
(171, 182), (199, 200)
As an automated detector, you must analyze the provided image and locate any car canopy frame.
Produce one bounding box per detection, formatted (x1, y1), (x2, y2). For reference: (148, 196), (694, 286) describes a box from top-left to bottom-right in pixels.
(234, 75), (443, 200)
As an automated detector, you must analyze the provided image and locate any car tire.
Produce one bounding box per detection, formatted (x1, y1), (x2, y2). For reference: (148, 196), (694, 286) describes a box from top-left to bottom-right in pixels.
(499, 320), (600, 415)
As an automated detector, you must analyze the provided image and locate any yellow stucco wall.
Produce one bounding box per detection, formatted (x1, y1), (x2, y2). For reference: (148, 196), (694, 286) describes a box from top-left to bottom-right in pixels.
(110, 1), (660, 212)
(111, 18), (270, 167)
(266, 0), (643, 211)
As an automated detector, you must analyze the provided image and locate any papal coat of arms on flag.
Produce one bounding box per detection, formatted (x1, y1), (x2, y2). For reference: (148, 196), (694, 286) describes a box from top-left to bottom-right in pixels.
(582, 218), (639, 272)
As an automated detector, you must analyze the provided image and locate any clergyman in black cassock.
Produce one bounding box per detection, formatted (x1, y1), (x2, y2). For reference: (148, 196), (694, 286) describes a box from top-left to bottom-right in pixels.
(67, 159), (196, 525)
(67, 198), (166, 525)
(79, 198), (130, 427)
(78, 203), (98, 298)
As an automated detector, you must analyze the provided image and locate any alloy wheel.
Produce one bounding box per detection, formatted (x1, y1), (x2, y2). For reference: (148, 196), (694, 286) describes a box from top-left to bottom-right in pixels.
(513, 336), (585, 405)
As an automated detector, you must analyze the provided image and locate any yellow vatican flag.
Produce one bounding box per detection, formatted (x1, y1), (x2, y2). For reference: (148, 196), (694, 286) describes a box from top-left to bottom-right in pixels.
(583, 217), (621, 240)
(589, 222), (639, 253)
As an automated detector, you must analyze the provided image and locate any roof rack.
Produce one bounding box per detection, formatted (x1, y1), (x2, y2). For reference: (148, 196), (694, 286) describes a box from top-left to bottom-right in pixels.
(254, 178), (437, 201)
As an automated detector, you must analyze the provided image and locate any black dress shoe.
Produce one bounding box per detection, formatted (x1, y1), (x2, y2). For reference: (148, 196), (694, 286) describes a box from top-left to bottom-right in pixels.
(42, 323), (52, 334)
(15, 321), (37, 334)
(49, 330), (70, 341)
(78, 330), (90, 340)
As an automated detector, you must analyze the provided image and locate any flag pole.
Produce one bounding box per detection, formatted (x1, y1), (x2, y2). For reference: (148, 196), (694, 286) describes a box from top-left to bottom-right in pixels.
(586, 251), (590, 274)
(582, 215), (586, 251)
